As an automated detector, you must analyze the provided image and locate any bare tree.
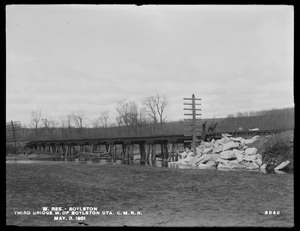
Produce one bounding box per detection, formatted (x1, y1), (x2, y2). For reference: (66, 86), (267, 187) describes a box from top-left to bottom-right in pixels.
(99, 111), (110, 128)
(143, 94), (167, 131)
(116, 100), (141, 135)
(66, 114), (73, 137)
(91, 119), (100, 128)
(31, 110), (42, 136)
(236, 112), (244, 117)
(72, 111), (84, 136)
(48, 118), (58, 139)
(59, 116), (67, 138)
(143, 96), (159, 132)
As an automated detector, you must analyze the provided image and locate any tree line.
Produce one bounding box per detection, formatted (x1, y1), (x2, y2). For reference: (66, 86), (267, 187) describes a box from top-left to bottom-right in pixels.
(12, 100), (294, 142)
(19, 94), (168, 141)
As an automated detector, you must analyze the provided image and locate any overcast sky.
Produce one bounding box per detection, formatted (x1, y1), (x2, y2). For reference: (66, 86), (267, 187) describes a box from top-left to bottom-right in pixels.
(6, 5), (294, 126)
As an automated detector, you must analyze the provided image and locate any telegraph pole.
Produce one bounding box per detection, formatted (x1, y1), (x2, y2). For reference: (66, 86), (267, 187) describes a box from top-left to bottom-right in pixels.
(183, 94), (201, 155)
(11, 120), (17, 146)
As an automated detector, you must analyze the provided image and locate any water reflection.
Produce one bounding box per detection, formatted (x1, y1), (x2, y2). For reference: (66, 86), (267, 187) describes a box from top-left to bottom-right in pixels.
(6, 157), (293, 174)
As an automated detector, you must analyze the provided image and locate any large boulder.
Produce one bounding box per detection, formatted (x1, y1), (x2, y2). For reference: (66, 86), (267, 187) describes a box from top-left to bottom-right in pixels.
(205, 160), (217, 166)
(211, 154), (220, 162)
(244, 147), (258, 155)
(240, 139), (246, 146)
(220, 150), (236, 160)
(222, 133), (232, 138)
(226, 162), (247, 169)
(181, 151), (188, 159)
(213, 145), (223, 153)
(222, 141), (239, 151)
(185, 147), (191, 153)
(197, 154), (211, 163)
(188, 154), (202, 166)
(236, 144), (245, 150)
(216, 138), (225, 144)
(230, 137), (243, 142)
(184, 154), (194, 163)
(228, 159), (239, 164)
(244, 136), (260, 145)
(240, 160), (252, 167)
(203, 146), (214, 154)
(233, 149), (244, 162)
(260, 163), (267, 169)
(247, 162), (260, 170)
(196, 147), (203, 155)
(198, 154), (214, 164)
(242, 146), (248, 150)
(204, 142), (213, 148)
(216, 158), (230, 165)
(274, 160), (290, 170)
(223, 137), (232, 144)
(198, 163), (216, 169)
(256, 154), (262, 159)
(217, 162), (227, 169)
(186, 151), (195, 159)
(254, 158), (262, 166)
(243, 154), (257, 161)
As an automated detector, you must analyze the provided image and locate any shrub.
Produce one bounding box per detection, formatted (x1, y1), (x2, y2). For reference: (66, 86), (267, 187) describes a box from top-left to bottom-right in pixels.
(6, 144), (19, 155)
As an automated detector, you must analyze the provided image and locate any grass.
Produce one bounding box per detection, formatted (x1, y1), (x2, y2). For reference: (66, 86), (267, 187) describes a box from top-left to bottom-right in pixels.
(6, 162), (294, 227)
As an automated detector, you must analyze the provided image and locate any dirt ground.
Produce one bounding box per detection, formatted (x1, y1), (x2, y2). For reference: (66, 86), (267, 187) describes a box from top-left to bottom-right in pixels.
(6, 162), (294, 227)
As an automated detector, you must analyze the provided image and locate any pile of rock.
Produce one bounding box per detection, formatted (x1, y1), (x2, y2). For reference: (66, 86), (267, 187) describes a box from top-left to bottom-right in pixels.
(169, 133), (265, 170)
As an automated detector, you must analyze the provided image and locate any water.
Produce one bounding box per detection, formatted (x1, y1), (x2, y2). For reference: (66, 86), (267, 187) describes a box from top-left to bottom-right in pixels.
(6, 157), (292, 174)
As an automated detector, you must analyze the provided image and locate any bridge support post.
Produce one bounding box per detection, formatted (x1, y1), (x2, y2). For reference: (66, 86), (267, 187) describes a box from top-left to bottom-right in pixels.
(125, 145), (129, 159)
(70, 146), (73, 156)
(160, 144), (164, 160)
(114, 145), (117, 159)
(64, 146), (67, 156)
(139, 143), (146, 165)
(152, 144), (156, 161)
(128, 145), (133, 160)
(175, 143), (179, 161)
(167, 143), (172, 161)
(161, 143), (168, 161)
(145, 143), (151, 164)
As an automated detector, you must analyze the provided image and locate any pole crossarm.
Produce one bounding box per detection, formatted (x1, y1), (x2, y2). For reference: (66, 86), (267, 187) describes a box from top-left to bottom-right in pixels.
(184, 103), (201, 105)
(183, 98), (201, 100)
(184, 114), (202, 116)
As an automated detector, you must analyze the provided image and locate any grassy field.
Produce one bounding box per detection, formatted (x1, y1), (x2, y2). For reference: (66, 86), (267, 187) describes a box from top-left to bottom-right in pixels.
(6, 162), (293, 227)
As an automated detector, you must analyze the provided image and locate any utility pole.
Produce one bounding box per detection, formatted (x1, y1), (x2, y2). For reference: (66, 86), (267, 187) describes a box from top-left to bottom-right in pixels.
(11, 120), (17, 146)
(183, 94), (201, 155)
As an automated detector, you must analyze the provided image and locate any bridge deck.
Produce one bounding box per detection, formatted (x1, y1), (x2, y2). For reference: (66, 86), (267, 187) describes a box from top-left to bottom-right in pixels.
(25, 129), (289, 147)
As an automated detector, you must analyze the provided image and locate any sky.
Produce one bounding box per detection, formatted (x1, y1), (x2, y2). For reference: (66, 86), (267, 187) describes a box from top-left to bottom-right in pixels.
(6, 5), (294, 127)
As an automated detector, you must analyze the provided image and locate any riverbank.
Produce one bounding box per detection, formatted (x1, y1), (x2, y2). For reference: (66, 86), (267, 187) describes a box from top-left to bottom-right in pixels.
(6, 153), (56, 161)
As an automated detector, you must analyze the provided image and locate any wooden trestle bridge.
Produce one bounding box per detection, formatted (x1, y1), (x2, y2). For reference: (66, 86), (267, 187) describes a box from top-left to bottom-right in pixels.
(25, 129), (288, 162)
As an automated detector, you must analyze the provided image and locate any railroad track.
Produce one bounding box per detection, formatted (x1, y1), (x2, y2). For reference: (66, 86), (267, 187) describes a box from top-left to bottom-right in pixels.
(23, 128), (292, 147)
